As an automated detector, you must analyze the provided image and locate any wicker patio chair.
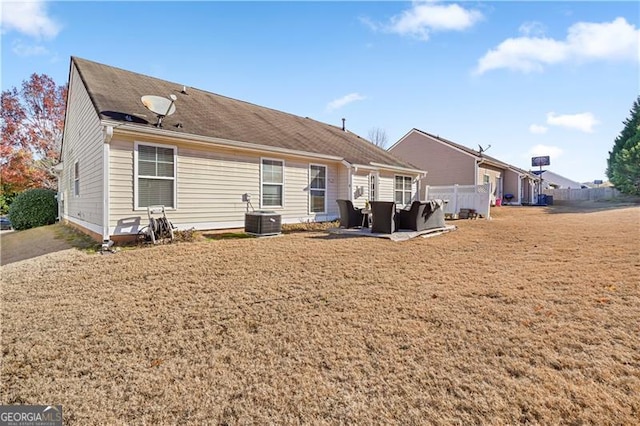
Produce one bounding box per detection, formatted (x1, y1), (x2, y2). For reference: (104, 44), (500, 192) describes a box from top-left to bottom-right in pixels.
(336, 199), (367, 228)
(370, 201), (396, 234)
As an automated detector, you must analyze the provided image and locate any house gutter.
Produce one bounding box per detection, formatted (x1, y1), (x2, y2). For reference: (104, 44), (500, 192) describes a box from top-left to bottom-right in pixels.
(368, 162), (425, 175)
(106, 121), (344, 162)
(102, 125), (113, 248)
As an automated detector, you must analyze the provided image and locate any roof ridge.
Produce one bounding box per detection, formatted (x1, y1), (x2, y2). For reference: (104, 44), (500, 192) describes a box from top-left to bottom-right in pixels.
(73, 56), (351, 136)
(69, 56), (420, 171)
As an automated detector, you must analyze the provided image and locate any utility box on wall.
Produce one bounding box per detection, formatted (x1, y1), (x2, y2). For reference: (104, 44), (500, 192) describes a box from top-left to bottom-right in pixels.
(244, 211), (282, 236)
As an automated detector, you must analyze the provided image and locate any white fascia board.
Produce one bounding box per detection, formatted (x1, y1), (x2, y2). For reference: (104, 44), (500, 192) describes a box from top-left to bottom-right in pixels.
(368, 162), (426, 175)
(105, 121), (344, 162)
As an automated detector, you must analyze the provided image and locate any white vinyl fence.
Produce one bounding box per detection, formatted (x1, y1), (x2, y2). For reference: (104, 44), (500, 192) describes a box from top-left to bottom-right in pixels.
(425, 183), (492, 219)
(543, 187), (621, 201)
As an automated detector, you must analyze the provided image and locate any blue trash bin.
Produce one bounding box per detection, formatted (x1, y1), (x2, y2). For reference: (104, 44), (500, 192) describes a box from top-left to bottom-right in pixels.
(537, 194), (547, 205)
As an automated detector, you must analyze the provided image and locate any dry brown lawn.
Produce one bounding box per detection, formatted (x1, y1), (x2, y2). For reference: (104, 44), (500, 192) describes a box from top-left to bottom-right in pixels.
(1, 202), (639, 424)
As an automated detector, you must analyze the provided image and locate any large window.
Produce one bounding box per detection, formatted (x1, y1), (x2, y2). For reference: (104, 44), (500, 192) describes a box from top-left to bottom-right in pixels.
(73, 161), (80, 197)
(261, 158), (284, 207)
(395, 175), (413, 205)
(136, 143), (176, 209)
(309, 164), (326, 213)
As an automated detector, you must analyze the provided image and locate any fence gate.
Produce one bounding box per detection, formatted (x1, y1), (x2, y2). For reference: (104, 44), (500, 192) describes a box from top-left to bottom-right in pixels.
(425, 183), (492, 219)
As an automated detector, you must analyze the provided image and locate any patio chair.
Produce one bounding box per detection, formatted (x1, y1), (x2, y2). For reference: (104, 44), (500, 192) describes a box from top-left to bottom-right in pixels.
(396, 200), (446, 231)
(370, 201), (396, 234)
(336, 199), (367, 228)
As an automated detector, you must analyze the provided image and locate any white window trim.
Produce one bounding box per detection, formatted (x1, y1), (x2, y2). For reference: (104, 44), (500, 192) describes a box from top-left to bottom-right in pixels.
(394, 174), (413, 205)
(134, 141), (178, 211)
(260, 157), (285, 209)
(309, 163), (327, 214)
(73, 160), (80, 197)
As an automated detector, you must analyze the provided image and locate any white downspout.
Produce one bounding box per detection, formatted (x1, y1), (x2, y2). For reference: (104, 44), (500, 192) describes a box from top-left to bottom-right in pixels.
(102, 126), (113, 247)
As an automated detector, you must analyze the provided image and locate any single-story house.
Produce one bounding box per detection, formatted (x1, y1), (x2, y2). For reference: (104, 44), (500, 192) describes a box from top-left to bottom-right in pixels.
(58, 57), (425, 242)
(388, 128), (540, 205)
(531, 170), (585, 189)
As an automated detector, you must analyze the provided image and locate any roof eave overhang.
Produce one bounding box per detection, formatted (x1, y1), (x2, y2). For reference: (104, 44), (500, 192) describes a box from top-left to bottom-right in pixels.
(104, 121), (344, 162)
(368, 162), (426, 175)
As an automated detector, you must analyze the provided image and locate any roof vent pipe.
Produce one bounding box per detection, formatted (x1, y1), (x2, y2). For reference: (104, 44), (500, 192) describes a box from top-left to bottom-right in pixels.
(342, 118), (346, 131)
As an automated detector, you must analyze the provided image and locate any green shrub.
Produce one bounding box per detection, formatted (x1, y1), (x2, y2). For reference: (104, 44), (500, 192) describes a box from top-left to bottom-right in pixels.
(8, 189), (58, 230)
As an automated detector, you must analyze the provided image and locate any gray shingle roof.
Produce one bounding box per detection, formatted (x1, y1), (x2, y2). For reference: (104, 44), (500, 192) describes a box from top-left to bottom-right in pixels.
(72, 57), (419, 170)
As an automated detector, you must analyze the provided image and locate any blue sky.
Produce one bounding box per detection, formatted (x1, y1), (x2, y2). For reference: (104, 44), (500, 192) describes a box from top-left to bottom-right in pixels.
(2, 1), (638, 182)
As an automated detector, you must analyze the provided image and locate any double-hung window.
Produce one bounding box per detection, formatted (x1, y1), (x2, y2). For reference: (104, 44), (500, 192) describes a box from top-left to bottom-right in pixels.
(309, 164), (326, 213)
(395, 175), (413, 205)
(262, 159), (284, 207)
(136, 143), (176, 209)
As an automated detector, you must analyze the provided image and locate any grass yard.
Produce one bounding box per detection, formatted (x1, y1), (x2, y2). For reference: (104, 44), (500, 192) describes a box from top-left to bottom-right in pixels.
(1, 202), (639, 424)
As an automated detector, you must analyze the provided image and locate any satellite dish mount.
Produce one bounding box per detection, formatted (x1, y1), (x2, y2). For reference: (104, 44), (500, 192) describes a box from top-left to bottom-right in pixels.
(141, 94), (177, 128)
(478, 144), (491, 155)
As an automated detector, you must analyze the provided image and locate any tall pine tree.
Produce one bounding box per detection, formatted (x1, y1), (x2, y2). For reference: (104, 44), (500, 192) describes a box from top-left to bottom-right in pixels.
(606, 96), (640, 195)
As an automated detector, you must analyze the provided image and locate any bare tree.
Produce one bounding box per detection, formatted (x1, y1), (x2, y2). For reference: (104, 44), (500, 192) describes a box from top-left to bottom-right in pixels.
(367, 127), (388, 148)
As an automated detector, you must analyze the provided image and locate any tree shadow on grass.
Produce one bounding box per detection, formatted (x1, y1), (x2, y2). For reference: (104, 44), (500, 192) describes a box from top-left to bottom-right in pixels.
(1, 224), (99, 266)
(543, 199), (640, 215)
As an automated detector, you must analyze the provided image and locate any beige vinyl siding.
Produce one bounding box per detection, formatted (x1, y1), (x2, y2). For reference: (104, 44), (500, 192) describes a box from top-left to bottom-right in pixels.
(352, 170), (417, 208)
(503, 169), (520, 202)
(109, 137), (340, 234)
(351, 172), (370, 209)
(375, 171), (417, 207)
(337, 165), (350, 201)
(60, 64), (104, 230)
(376, 171), (396, 204)
(478, 164), (503, 197)
(390, 132), (476, 186)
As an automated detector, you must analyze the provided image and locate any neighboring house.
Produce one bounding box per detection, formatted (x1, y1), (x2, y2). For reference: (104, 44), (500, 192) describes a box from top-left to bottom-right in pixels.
(531, 170), (585, 189)
(389, 128), (540, 205)
(58, 57), (425, 242)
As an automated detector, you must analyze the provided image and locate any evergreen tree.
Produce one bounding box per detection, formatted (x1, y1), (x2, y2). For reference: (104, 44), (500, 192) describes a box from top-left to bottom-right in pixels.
(606, 96), (640, 195)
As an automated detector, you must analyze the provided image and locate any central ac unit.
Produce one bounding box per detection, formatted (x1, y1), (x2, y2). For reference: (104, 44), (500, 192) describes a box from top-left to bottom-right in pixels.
(244, 211), (282, 236)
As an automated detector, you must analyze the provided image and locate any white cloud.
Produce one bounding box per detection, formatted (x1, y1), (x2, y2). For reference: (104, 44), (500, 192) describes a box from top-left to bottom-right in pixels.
(1, 0), (61, 39)
(475, 17), (639, 74)
(546, 112), (599, 133)
(527, 144), (563, 160)
(529, 124), (548, 134)
(518, 21), (546, 37)
(566, 18), (639, 61)
(11, 40), (49, 56)
(363, 1), (483, 41)
(326, 93), (366, 112)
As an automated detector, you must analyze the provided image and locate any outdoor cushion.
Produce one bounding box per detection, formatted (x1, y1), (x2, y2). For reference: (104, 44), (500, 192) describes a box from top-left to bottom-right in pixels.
(397, 200), (446, 231)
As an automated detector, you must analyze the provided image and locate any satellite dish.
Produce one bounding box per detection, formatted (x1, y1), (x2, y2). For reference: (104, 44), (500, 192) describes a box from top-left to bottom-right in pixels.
(141, 94), (177, 127)
(478, 144), (491, 154)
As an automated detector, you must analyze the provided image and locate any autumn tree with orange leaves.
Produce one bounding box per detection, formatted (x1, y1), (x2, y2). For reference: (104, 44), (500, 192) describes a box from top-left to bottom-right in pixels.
(1, 74), (67, 212)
